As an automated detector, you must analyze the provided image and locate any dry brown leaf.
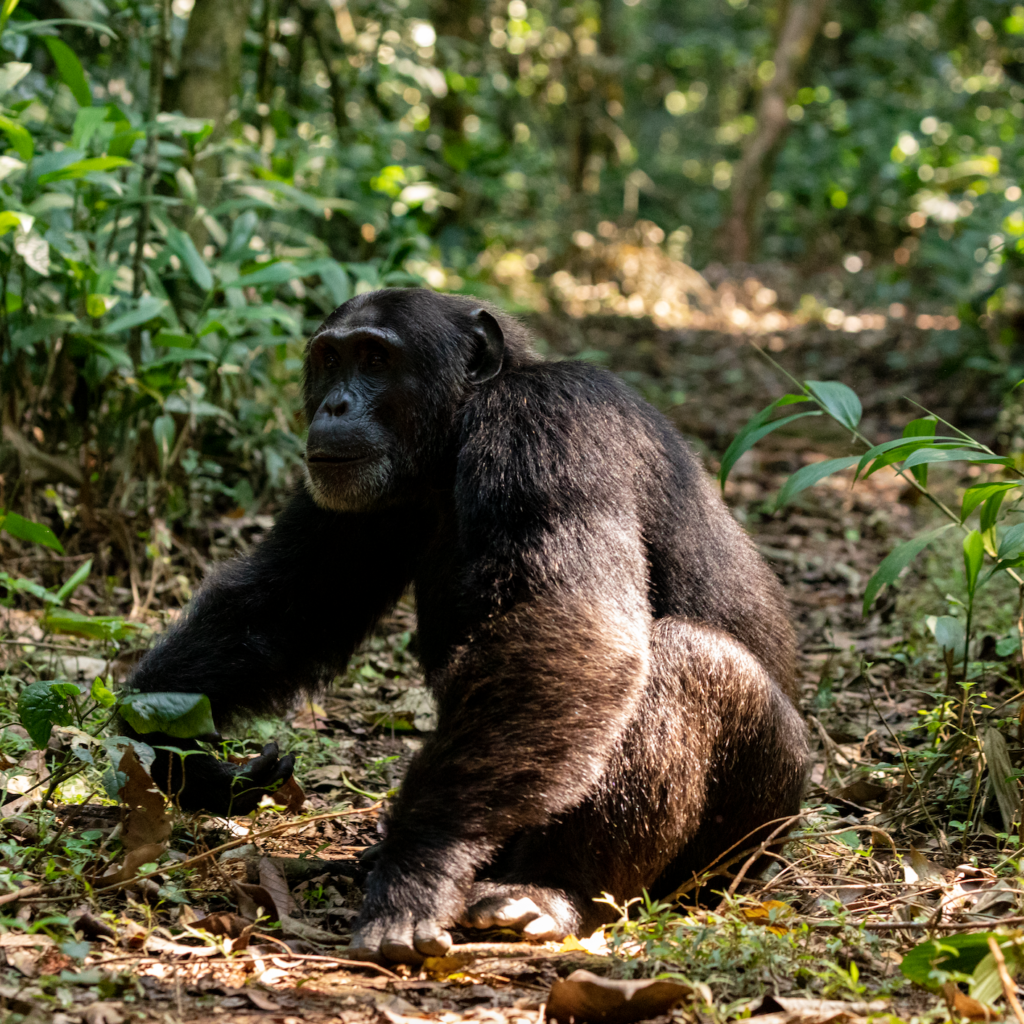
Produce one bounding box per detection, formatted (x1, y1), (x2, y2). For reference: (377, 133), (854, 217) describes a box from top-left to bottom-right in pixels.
(904, 846), (945, 885)
(0, 750), (48, 818)
(271, 775), (306, 814)
(985, 729), (1018, 835)
(94, 842), (166, 887)
(546, 969), (708, 1024)
(259, 856), (299, 918)
(278, 914), (349, 945)
(193, 911), (253, 939)
(5, 947), (41, 977)
(422, 952), (478, 979)
(0, 934), (53, 948)
(291, 701), (329, 730)
(245, 989), (282, 1011)
(193, 911), (255, 951)
(81, 1002), (125, 1024)
(943, 983), (1001, 1021)
(118, 747), (171, 852)
(231, 880), (280, 923)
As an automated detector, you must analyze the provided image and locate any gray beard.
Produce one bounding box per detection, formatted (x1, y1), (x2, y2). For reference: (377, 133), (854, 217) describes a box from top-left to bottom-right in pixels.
(303, 455), (396, 513)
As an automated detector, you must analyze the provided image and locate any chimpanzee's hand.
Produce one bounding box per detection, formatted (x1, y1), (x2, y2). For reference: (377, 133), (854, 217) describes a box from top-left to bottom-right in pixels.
(149, 740), (295, 815)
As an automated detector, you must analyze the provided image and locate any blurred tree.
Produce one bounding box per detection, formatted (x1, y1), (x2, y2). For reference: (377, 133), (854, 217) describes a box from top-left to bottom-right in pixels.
(717, 0), (827, 262)
(177, 0), (253, 128)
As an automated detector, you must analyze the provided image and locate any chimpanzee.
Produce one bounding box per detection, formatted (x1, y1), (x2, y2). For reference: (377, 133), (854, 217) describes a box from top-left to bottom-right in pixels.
(123, 288), (808, 964)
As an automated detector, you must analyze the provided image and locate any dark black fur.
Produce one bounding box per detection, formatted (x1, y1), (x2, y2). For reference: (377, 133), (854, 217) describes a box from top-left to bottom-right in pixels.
(124, 288), (808, 962)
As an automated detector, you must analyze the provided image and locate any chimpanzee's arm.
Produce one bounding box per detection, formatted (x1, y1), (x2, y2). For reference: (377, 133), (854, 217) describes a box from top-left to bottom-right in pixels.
(351, 369), (656, 961)
(123, 489), (419, 813)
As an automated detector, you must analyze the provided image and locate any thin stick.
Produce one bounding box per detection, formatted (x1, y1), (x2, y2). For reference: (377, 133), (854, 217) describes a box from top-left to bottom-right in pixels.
(989, 934), (1024, 1024)
(25, 802), (383, 903)
(0, 884), (42, 905)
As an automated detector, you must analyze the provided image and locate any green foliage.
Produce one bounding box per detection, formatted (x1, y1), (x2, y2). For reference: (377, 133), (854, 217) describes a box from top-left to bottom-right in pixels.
(118, 691), (216, 739)
(0, 511), (62, 552)
(17, 679), (76, 747)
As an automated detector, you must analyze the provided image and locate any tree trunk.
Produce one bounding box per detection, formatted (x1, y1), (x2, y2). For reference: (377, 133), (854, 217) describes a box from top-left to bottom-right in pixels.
(177, 0), (253, 128)
(716, 0), (827, 264)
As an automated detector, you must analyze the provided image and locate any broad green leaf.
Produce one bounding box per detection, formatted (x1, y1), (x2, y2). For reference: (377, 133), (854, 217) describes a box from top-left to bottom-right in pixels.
(0, 511), (64, 552)
(903, 416), (939, 438)
(903, 415), (939, 484)
(71, 105), (108, 151)
(153, 330), (195, 348)
(85, 293), (116, 317)
(38, 155), (132, 184)
(55, 558), (92, 605)
(119, 692), (216, 739)
(964, 530), (984, 596)
(863, 525), (954, 615)
(0, 210), (31, 237)
(855, 436), (945, 479)
(961, 481), (1018, 522)
(900, 933), (997, 990)
(0, 0), (19, 35)
(102, 295), (166, 334)
(926, 615), (966, 656)
(981, 493), (1008, 537)
(719, 398), (816, 487)
(0, 115), (31, 160)
(17, 680), (75, 748)
(90, 676), (116, 708)
(774, 456), (860, 510)
(902, 447), (1010, 470)
(166, 226), (213, 291)
(998, 523), (1024, 561)
(232, 261), (300, 289)
(805, 380), (862, 431)
(152, 414), (175, 468)
(103, 735), (155, 776)
(43, 37), (91, 106)
(0, 571), (52, 603)
(0, 60), (29, 96)
(971, 940), (1024, 1006)
(43, 607), (141, 641)
(298, 257), (352, 306)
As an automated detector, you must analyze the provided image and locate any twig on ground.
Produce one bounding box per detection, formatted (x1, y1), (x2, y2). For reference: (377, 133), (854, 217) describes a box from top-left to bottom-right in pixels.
(26, 802), (383, 903)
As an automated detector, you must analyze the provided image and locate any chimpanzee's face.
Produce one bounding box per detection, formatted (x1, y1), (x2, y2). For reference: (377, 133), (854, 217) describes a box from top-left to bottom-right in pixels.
(303, 319), (421, 512)
(301, 290), (507, 513)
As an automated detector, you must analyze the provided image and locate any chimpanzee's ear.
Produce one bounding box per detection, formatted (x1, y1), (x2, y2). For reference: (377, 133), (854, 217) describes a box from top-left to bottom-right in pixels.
(467, 308), (505, 384)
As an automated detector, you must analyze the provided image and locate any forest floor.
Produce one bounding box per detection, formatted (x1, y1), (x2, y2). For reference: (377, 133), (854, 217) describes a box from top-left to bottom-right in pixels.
(1, 302), (1022, 1024)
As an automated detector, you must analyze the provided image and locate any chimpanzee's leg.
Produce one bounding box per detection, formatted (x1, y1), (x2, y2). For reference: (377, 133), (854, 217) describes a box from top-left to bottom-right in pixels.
(460, 616), (808, 938)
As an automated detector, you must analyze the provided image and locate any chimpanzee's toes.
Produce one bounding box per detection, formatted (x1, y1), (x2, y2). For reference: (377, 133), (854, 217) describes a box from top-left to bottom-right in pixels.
(348, 921), (387, 962)
(521, 914), (563, 940)
(414, 920), (452, 956)
(460, 885), (579, 940)
(380, 922), (424, 964)
(461, 895), (543, 930)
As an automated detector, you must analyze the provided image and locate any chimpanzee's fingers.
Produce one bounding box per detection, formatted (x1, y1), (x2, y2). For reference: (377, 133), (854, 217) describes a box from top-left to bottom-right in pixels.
(414, 920), (452, 957)
(237, 742), (279, 779)
(273, 752), (296, 783)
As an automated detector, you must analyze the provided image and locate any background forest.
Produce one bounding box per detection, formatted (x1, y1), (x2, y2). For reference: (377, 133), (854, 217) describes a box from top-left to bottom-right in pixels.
(5, 0), (1024, 523)
(10, 1), (1024, 1021)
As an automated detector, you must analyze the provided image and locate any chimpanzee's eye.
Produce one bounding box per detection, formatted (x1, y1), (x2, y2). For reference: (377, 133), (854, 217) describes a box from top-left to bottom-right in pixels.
(322, 348), (340, 370)
(364, 343), (387, 369)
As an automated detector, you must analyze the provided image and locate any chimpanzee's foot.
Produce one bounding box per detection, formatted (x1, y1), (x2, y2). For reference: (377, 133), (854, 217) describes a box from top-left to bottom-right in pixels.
(458, 881), (581, 940)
